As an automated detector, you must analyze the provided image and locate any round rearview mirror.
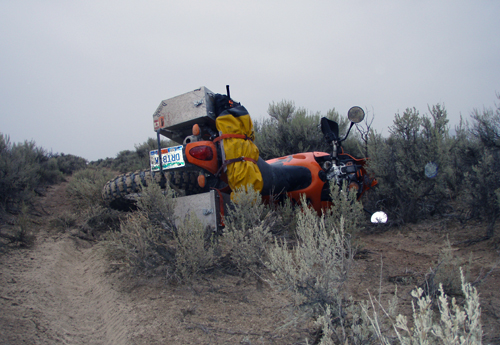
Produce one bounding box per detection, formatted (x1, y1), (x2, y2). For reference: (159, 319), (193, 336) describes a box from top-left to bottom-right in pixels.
(347, 106), (365, 124)
(371, 211), (388, 224)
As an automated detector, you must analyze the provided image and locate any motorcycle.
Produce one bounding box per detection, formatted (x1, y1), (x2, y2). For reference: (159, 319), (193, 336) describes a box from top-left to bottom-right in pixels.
(103, 87), (383, 222)
(183, 104), (377, 214)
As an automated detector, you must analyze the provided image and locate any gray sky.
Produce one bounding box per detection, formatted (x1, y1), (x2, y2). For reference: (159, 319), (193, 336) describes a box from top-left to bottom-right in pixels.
(1, 1), (499, 161)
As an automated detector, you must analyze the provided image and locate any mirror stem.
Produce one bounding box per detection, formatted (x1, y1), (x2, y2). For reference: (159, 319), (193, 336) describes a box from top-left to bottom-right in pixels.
(341, 122), (355, 142)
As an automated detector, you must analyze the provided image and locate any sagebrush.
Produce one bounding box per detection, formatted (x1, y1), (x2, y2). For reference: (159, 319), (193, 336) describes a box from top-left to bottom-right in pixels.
(311, 268), (482, 344)
(366, 105), (453, 224)
(254, 100), (362, 160)
(174, 212), (214, 280)
(266, 196), (355, 325)
(66, 167), (116, 209)
(106, 182), (216, 281)
(0, 134), (63, 212)
(460, 97), (500, 238)
(222, 185), (272, 274)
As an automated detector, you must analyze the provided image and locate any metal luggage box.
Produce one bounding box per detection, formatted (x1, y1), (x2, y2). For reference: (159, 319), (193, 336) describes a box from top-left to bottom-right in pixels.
(173, 190), (231, 231)
(153, 86), (216, 144)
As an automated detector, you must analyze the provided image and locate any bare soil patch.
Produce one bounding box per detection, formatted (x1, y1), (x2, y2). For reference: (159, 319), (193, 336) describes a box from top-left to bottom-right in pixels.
(1, 182), (499, 344)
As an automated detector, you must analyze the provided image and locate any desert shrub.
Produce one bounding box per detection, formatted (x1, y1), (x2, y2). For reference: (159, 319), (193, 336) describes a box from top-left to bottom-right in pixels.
(90, 137), (172, 173)
(1, 204), (36, 248)
(134, 137), (173, 166)
(174, 212), (214, 280)
(50, 210), (79, 231)
(363, 268), (482, 345)
(107, 212), (175, 272)
(254, 100), (362, 160)
(79, 205), (124, 239)
(53, 153), (88, 175)
(106, 182), (216, 281)
(66, 167), (116, 209)
(38, 156), (63, 185)
(311, 296), (394, 345)
(105, 182), (177, 273)
(136, 179), (177, 235)
(265, 185), (365, 339)
(111, 149), (145, 173)
(0, 134), (63, 212)
(14, 204), (35, 247)
(89, 157), (114, 169)
(267, 196), (298, 238)
(459, 99), (500, 238)
(221, 185), (272, 274)
(224, 185), (268, 231)
(424, 238), (471, 299)
(312, 268), (482, 344)
(324, 181), (364, 242)
(266, 197), (354, 325)
(367, 105), (454, 224)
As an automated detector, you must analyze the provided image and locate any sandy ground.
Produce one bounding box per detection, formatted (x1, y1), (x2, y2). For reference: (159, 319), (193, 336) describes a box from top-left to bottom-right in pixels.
(1, 182), (499, 344)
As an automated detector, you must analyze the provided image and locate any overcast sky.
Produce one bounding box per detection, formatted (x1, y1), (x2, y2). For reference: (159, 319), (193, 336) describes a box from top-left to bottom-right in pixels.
(1, 1), (499, 161)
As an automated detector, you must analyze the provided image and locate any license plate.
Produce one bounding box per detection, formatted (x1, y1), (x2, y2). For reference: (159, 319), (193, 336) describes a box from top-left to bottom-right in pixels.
(150, 145), (185, 172)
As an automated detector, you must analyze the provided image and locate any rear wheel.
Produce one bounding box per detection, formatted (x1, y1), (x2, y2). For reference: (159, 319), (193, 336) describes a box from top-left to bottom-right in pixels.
(102, 169), (204, 210)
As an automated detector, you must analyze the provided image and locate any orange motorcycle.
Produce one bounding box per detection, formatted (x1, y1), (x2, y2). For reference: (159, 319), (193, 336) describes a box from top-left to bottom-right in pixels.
(103, 86), (379, 220)
(182, 103), (376, 214)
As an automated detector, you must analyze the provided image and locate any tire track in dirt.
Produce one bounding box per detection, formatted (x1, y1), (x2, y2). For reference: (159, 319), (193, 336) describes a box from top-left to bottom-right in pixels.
(0, 182), (134, 345)
(1, 233), (134, 344)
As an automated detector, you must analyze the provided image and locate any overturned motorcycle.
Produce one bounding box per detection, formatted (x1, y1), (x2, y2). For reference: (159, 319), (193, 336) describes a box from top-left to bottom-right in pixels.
(102, 86), (387, 229)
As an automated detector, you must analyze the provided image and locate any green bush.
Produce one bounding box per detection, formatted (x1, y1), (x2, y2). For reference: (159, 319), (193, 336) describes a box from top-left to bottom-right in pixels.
(366, 105), (454, 224)
(0, 203), (36, 248)
(324, 181), (364, 242)
(312, 268), (482, 344)
(106, 182), (177, 273)
(89, 157), (114, 169)
(254, 100), (362, 160)
(66, 167), (116, 209)
(50, 210), (79, 232)
(136, 179), (177, 235)
(90, 137), (172, 173)
(364, 269), (482, 345)
(107, 212), (176, 272)
(224, 185), (268, 233)
(267, 196), (298, 238)
(53, 153), (88, 175)
(0, 134), (63, 212)
(174, 212), (214, 280)
(266, 196), (354, 325)
(106, 182), (215, 281)
(79, 205), (124, 239)
(221, 186), (272, 274)
(110, 149), (145, 173)
(459, 99), (500, 238)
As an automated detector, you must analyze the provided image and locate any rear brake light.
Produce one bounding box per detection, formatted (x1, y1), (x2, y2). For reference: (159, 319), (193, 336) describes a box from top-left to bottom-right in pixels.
(189, 146), (214, 161)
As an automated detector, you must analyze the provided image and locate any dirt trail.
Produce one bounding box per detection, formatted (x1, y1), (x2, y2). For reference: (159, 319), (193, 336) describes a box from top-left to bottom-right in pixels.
(1, 181), (499, 344)
(1, 235), (133, 344)
(0, 183), (306, 344)
(0, 183), (134, 344)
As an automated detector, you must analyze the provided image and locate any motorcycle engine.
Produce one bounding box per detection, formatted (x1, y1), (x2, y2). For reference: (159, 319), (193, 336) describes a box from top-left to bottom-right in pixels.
(324, 161), (360, 189)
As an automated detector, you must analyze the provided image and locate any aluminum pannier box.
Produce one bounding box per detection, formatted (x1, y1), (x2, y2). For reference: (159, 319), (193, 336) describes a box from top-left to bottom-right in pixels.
(173, 190), (231, 232)
(153, 86), (216, 144)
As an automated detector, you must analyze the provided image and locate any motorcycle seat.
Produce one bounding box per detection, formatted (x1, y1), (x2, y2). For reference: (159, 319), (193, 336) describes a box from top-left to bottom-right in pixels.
(257, 157), (312, 196)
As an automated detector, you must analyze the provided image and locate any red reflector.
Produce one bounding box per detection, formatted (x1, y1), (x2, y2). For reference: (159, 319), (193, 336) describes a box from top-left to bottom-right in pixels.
(189, 146), (213, 161)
